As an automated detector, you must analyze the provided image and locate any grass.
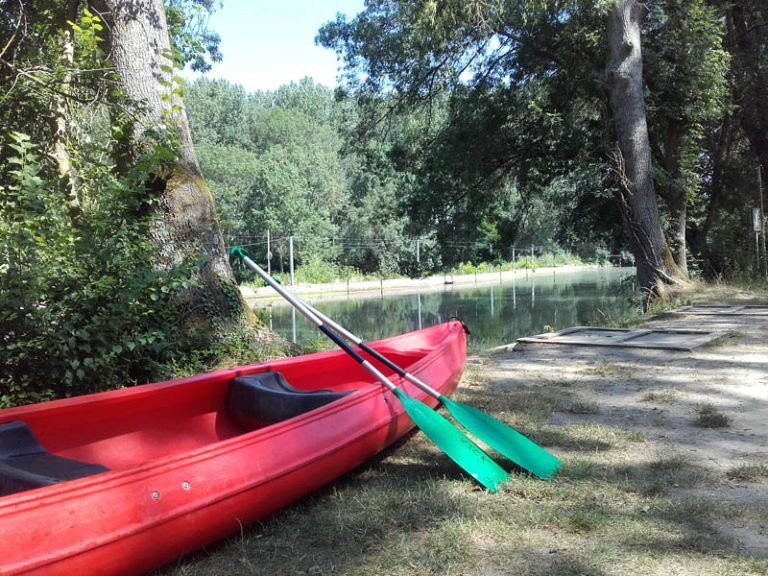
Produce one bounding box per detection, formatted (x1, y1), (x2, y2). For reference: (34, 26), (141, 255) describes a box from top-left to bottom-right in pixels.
(656, 279), (768, 314)
(155, 434), (756, 576)
(154, 375), (764, 576)
(641, 389), (680, 404)
(155, 281), (768, 576)
(727, 464), (768, 482)
(692, 403), (732, 428)
(564, 400), (601, 414)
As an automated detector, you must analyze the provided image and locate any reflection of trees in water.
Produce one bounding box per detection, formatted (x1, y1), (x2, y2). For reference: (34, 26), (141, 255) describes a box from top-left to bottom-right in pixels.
(268, 269), (639, 349)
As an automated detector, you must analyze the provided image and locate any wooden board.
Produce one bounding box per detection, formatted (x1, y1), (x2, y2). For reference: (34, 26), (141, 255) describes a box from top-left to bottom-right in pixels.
(668, 304), (768, 316)
(516, 326), (728, 351)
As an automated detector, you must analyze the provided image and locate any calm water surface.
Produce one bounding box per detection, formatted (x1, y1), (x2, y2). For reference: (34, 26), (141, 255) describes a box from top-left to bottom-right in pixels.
(255, 268), (640, 353)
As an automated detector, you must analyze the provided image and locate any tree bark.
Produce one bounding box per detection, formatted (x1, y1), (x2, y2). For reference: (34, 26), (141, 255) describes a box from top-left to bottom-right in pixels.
(659, 122), (688, 275)
(89, 0), (253, 325)
(605, 0), (685, 298)
(50, 0), (84, 225)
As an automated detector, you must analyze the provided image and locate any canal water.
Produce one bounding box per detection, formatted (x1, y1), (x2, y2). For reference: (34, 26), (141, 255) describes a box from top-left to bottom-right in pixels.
(255, 268), (640, 353)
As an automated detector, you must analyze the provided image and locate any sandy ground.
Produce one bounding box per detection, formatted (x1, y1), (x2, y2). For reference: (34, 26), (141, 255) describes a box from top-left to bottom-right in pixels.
(483, 307), (768, 558)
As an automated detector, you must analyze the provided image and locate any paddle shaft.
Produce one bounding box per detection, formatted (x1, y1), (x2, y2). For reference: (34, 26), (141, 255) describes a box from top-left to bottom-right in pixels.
(238, 254), (398, 392)
(275, 277), (561, 480)
(309, 308), (442, 401)
(233, 248), (512, 490)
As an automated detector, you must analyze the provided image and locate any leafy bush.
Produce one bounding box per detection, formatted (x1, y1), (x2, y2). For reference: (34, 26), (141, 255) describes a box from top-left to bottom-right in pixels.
(0, 133), (209, 406)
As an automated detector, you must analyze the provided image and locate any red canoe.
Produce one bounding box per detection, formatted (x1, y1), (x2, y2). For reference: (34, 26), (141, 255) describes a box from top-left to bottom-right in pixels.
(0, 321), (467, 575)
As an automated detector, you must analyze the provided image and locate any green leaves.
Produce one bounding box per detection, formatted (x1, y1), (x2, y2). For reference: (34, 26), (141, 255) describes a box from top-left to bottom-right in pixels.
(0, 124), (209, 405)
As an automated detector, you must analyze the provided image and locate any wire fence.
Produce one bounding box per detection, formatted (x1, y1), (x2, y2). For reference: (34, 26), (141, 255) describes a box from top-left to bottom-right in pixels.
(226, 231), (631, 285)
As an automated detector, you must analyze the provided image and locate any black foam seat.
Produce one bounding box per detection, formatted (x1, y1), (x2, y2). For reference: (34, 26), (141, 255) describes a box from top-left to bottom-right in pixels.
(228, 372), (352, 427)
(0, 420), (109, 497)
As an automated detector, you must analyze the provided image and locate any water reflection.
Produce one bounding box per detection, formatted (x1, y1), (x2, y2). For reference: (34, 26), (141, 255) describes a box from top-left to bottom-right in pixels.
(256, 268), (639, 353)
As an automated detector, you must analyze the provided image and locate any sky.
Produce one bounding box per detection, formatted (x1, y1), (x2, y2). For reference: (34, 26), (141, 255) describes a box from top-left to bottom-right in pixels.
(188, 0), (365, 92)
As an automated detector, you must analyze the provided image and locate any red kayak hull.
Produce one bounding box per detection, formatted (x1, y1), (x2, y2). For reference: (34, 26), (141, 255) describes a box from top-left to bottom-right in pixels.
(0, 322), (467, 575)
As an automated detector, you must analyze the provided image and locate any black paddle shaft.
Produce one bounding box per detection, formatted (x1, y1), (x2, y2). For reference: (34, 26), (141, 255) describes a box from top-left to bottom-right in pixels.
(357, 342), (408, 378)
(318, 325), (368, 366)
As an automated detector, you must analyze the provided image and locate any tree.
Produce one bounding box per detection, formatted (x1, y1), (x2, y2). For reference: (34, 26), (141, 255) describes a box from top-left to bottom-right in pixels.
(319, 0), (681, 294)
(88, 0), (253, 327)
(185, 78), (351, 268)
(604, 0), (685, 294)
(643, 0), (729, 275)
(727, 2), (768, 173)
(0, 1), (274, 405)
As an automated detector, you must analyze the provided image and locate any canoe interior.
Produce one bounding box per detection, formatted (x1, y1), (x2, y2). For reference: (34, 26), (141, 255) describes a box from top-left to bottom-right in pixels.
(3, 347), (426, 474)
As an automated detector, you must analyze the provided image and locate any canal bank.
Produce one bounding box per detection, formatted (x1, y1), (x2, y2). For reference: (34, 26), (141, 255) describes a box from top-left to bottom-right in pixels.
(240, 264), (603, 303)
(161, 283), (768, 576)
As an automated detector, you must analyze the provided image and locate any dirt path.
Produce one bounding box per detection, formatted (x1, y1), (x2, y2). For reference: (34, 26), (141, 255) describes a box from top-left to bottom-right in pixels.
(482, 305), (768, 558)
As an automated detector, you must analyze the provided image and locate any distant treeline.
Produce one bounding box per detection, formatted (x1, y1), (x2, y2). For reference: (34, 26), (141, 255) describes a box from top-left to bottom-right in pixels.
(185, 77), (625, 279)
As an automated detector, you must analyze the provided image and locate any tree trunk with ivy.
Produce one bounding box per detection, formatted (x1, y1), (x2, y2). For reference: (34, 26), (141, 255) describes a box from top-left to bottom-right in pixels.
(605, 0), (686, 299)
(88, 0), (255, 331)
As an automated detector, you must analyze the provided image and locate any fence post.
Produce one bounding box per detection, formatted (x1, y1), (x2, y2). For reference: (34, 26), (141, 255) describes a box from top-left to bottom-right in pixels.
(289, 235), (295, 286)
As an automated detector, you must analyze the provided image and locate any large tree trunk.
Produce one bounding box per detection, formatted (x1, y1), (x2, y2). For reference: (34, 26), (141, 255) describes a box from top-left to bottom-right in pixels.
(605, 0), (685, 298)
(89, 0), (253, 326)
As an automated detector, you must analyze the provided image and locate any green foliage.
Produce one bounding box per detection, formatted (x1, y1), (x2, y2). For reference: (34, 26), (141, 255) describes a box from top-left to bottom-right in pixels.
(291, 259), (365, 284)
(0, 2), (256, 407)
(165, 0), (223, 72)
(319, 0), (768, 283)
(187, 78), (350, 267)
(0, 132), (203, 405)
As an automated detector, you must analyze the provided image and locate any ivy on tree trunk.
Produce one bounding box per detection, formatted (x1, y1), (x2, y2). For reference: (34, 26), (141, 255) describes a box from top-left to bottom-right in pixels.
(88, 0), (254, 327)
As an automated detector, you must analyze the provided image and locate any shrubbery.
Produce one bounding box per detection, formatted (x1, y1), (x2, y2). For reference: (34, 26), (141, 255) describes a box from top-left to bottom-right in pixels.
(0, 133), (277, 407)
(0, 134), (190, 405)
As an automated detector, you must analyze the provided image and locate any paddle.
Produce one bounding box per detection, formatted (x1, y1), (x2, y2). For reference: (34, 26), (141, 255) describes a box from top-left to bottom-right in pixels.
(297, 305), (560, 479)
(230, 247), (510, 492)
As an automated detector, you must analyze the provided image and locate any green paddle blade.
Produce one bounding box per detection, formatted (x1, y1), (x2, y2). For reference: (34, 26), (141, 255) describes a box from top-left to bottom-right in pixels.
(393, 389), (509, 492)
(441, 396), (560, 479)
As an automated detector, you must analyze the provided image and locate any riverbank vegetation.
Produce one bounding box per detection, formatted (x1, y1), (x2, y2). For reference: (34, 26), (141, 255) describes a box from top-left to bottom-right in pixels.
(244, 249), (596, 287)
(2, 1), (768, 404)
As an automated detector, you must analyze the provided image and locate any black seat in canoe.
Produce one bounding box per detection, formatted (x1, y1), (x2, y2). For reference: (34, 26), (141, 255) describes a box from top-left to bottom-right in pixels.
(228, 372), (352, 427)
(0, 420), (109, 497)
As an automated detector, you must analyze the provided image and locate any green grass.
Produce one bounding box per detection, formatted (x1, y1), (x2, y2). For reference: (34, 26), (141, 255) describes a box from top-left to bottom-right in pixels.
(155, 438), (758, 576)
(154, 385), (763, 576)
(564, 400), (601, 414)
(155, 330), (768, 576)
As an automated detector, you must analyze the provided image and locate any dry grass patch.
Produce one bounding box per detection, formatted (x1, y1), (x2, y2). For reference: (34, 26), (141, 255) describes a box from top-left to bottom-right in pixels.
(156, 441), (765, 576)
(727, 464), (768, 482)
(641, 388), (680, 404)
(157, 346), (768, 576)
(564, 399), (601, 414)
(692, 403), (731, 428)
